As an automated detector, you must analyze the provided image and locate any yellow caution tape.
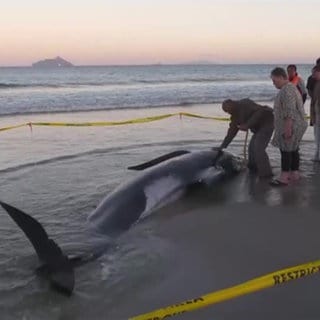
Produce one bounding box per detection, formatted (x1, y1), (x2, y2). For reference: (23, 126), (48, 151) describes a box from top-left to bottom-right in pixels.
(0, 113), (229, 132)
(31, 113), (176, 127)
(129, 259), (320, 320)
(0, 123), (28, 132)
(179, 112), (229, 121)
(0, 112), (311, 132)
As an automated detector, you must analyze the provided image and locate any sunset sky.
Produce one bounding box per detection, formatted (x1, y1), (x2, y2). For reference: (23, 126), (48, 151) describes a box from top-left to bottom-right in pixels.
(1, 0), (319, 66)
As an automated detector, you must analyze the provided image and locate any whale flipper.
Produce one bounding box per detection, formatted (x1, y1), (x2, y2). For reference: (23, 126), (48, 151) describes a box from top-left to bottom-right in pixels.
(128, 150), (190, 170)
(0, 201), (74, 295)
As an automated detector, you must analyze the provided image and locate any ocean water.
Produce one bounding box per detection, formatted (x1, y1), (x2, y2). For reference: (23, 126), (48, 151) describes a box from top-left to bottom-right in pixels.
(1, 65), (320, 320)
(0, 64), (313, 115)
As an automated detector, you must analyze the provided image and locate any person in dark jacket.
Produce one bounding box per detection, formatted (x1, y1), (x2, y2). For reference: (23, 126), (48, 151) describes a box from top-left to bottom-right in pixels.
(218, 98), (274, 178)
(306, 57), (320, 126)
(311, 65), (320, 161)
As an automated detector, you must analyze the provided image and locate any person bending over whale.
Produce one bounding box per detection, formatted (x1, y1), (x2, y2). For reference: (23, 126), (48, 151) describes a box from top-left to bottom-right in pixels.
(217, 98), (274, 178)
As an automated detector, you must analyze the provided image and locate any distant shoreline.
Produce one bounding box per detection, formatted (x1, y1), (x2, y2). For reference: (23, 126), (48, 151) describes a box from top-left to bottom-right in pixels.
(0, 63), (314, 68)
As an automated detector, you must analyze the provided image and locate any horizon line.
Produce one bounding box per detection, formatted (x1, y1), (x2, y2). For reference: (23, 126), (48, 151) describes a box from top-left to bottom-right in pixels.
(0, 61), (315, 68)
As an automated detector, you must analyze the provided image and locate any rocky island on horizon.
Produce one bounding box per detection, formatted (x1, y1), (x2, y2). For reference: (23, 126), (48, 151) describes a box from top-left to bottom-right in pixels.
(32, 56), (74, 68)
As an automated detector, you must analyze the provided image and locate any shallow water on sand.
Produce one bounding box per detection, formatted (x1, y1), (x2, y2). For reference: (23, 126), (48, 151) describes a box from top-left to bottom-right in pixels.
(1, 105), (320, 319)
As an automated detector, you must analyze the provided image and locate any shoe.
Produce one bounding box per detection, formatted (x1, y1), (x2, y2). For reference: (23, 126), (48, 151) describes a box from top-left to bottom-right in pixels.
(269, 179), (288, 187)
(290, 171), (300, 181)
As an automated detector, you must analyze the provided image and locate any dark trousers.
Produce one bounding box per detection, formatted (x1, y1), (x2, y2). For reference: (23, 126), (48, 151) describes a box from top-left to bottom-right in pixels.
(248, 123), (274, 177)
(280, 150), (300, 171)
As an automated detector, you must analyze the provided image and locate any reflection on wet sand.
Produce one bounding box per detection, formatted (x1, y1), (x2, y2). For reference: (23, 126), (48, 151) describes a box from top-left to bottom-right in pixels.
(223, 167), (319, 208)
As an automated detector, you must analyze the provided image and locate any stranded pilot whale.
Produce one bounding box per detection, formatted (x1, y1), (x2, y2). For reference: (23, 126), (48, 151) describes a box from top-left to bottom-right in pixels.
(0, 149), (243, 295)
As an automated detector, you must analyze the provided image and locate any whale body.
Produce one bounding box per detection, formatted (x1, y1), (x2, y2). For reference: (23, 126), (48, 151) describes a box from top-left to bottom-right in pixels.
(88, 150), (242, 235)
(0, 149), (243, 295)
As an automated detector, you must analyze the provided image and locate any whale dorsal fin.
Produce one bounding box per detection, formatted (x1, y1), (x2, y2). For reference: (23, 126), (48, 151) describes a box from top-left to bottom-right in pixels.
(0, 201), (74, 295)
(128, 150), (190, 170)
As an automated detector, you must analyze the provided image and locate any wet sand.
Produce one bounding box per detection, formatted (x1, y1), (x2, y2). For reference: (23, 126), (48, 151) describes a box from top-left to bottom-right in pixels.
(0, 105), (319, 319)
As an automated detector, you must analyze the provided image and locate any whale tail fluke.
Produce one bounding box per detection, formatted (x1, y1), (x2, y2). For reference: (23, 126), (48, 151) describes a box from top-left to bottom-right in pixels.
(0, 201), (74, 295)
